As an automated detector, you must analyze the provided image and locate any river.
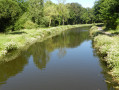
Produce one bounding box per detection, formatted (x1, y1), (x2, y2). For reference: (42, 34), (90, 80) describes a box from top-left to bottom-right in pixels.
(0, 26), (116, 90)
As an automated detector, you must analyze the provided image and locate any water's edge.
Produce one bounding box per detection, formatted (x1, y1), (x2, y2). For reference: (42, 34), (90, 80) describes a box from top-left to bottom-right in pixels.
(0, 25), (92, 62)
(0, 26), (116, 89)
(90, 26), (119, 89)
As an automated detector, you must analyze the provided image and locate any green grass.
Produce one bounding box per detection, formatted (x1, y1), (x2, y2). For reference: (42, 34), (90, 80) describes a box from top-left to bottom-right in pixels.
(90, 26), (119, 88)
(0, 24), (93, 60)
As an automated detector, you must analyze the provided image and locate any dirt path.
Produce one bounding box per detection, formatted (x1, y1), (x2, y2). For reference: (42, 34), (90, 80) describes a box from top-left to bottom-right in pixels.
(98, 27), (113, 36)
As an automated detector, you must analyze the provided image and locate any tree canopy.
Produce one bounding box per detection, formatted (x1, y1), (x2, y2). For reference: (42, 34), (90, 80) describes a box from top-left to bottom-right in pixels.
(0, 0), (96, 32)
(93, 0), (119, 29)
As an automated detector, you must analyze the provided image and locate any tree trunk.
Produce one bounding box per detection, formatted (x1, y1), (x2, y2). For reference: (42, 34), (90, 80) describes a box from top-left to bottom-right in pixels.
(59, 21), (60, 25)
(67, 20), (68, 25)
(73, 22), (75, 25)
(49, 18), (51, 27)
(63, 17), (64, 25)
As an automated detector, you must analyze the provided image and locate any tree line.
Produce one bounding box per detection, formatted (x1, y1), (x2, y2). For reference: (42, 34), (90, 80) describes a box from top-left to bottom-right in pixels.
(0, 0), (95, 32)
(93, 0), (119, 29)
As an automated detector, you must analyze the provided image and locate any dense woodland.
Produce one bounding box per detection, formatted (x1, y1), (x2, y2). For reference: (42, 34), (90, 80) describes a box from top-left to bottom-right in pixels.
(94, 0), (119, 29)
(0, 0), (119, 32)
(0, 0), (95, 32)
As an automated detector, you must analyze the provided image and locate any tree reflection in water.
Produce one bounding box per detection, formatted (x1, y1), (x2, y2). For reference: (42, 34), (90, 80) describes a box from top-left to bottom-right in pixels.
(0, 26), (118, 89)
(26, 26), (90, 70)
(0, 26), (90, 87)
(0, 55), (28, 86)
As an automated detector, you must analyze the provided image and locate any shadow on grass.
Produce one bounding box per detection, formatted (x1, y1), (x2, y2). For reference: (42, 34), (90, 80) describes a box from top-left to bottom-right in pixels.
(95, 24), (119, 36)
(94, 30), (115, 37)
(9, 31), (27, 35)
(96, 24), (104, 27)
(112, 32), (119, 35)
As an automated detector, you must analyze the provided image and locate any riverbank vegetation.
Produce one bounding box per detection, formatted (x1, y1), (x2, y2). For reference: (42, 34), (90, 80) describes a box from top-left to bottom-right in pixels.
(90, 26), (119, 88)
(0, 24), (93, 61)
(1, 0), (119, 88)
(89, 0), (119, 88)
(0, 0), (97, 60)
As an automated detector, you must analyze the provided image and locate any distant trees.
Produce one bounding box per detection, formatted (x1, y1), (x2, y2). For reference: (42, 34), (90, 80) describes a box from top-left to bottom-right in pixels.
(67, 3), (82, 24)
(44, 1), (58, 27)
(67, 3), (95, 25)
(2, 0), (119, 31)
(29, 0), (44, 24)
(0, 0), (95, 32)
(80, 8), (94, 24)
(56, 2), (69, 25)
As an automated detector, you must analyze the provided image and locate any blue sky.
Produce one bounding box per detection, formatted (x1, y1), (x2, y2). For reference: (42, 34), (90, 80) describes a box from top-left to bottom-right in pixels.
(51, 0), (96, 8)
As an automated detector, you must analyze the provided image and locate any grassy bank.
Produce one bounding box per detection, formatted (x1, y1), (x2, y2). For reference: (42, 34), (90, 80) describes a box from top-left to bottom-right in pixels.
(0, 24), (92, 62)
(90, 26), (119, 88)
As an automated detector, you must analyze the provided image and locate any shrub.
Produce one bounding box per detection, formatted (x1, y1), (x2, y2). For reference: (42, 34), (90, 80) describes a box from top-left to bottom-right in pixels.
(23, 20), (39, 29)
(1, 50), (7, 56)
(14, 13), (29, 30)
(89, 26), (99, 37)
(5, 41), (18, 52)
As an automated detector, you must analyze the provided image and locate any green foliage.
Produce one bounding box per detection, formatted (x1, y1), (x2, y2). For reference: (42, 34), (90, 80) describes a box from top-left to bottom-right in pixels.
(93, 1), (102, 23)
(41, 16), (50, 27)
(94, 35), (119, 69)
(89, 26), (99, 37)
(44, 1), (58, 27)
(16, 0), (28, 12)
(67, 3), (94, 24)
(116, 18), (119, 25)
(67, 3), (81, 24)
(14, 13), (29, 30)
(57, 3), (69, 25)
(0, 0), (94, 31)
(29, 0), (44, 25)
(23, 20), (39, 29)
(0, 0), (29, 32)
(94, 0), (119, 29)
(80, 8), (94, 24)
(0, 24), (91, 57)
(90, 25), (119, 84)
(5, 41), (18, 52)
(0, 0), (22, 32)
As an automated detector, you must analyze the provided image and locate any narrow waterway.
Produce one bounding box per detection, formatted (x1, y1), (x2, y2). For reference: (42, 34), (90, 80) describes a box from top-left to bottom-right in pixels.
(0, 27), (114, 90)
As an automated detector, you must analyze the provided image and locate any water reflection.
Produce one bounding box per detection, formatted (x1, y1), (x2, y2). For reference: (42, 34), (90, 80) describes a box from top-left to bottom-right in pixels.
(0, 27), (90, 87)
(0, 55), (28, 86)
(27, 42), (50, 70)
(27, 27), (90, 70)
(0, 26), (114, 89)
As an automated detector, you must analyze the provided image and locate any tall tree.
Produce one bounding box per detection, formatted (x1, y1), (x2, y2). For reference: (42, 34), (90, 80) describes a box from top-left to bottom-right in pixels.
(29, 0), (44, 25)
(94, 0), (119, 29)
(67, 3), (82, 24)
(81, 8), (94, 24)
(0, 0), (22, 32)
(44, 1), (58, 27)
(57, 3), (69, 25)
(57, 0), (69, 25)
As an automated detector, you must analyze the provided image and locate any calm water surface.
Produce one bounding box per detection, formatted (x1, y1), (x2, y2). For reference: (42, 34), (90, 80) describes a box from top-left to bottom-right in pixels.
(0, 27), (115, 90)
